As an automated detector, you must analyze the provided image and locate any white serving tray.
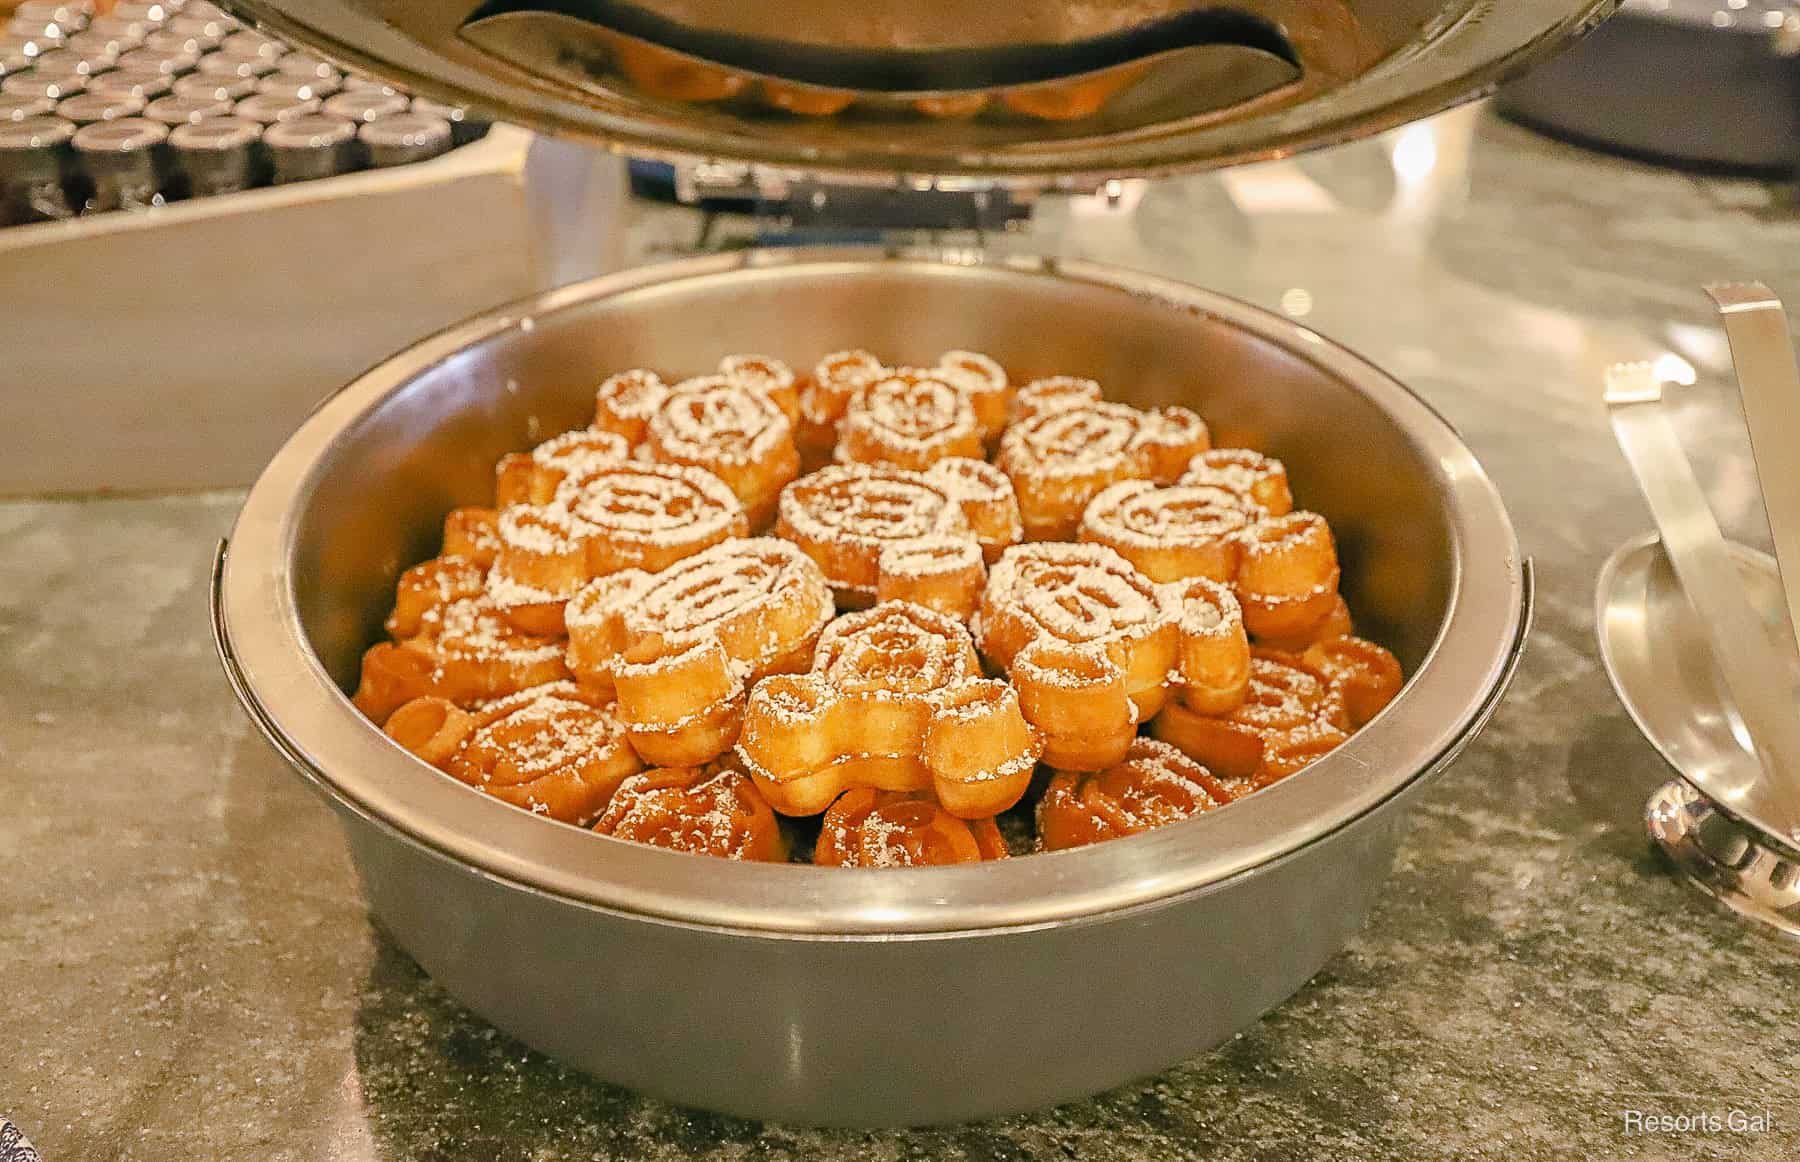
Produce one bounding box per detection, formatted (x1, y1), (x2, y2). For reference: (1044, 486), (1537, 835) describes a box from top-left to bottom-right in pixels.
(0, 124), (628, 495)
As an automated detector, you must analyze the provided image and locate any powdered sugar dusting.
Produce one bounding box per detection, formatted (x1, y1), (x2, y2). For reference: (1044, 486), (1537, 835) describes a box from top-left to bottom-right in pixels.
(1011, 375), (1101, 422)
(1181, 448), (1289, 513)
(925, 457), (1013, 506)
(988, 542), (1166, 647)
(1171, 576), (1242, 638)
(719, 353), (795, 396)
(650, 376), (793, 467)
(494, 463), (744, 571)
(1085, 481), (1254, 549)
(597, 767), (774, 859)
(813, 601), (980, 694)
(463, 687), (629, 781)
(998, 402), (1140, 481)
(935, 349), (1007, 394)
(434, 598), (566, 665)
(778, 463), (969, 549)
(846, 374), (972, 444)
(595, 368), (669, 424)
(570, 538), (834, 691)
(877, 534), (982, 580)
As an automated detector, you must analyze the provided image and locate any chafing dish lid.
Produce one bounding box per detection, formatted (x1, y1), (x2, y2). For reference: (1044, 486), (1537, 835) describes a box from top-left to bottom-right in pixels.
(213, 0), (1616, 186)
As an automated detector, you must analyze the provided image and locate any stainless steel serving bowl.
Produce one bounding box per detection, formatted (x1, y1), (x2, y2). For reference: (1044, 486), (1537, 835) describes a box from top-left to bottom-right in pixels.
(214, 249), (1529, 1126)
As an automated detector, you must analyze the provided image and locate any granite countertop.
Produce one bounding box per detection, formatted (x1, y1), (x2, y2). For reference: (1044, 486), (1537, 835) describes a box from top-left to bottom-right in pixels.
(5, 104), (1799, 1161)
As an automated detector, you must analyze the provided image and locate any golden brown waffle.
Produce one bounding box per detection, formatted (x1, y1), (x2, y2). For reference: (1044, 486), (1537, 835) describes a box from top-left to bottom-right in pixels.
(351, 346), (1408, 861)
(563, 537), (835, 766)
(594, 763), (788, 862)
(1037, 737), (1238, 851)
(816, 789), (1009, 867)
(737, 601), (1040, 818)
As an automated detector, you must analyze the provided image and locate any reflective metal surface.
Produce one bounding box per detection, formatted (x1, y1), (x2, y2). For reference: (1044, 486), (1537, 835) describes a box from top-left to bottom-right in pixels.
(1647, 778), (1800, 941)
(1596, 532), (1800, 930)
(217, 0), (1619, 182)
(1604, 364), (1800, 845)
(1707, 283), (1800, 663)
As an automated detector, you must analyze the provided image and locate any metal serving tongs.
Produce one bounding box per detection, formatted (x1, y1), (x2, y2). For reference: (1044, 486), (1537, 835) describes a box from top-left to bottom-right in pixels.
(1599, 283), (1800, 939)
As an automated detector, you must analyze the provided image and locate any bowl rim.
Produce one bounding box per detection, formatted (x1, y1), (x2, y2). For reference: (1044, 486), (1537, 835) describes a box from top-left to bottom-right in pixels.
(217, 246), (1528, 936)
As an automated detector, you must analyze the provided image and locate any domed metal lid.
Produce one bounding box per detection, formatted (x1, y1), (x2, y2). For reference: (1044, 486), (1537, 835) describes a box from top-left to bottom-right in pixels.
(218, 0), (1617, 183)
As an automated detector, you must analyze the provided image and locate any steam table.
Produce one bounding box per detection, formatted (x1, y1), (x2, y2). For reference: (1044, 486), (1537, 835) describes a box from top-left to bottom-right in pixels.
(3, 103), (1797, 1160)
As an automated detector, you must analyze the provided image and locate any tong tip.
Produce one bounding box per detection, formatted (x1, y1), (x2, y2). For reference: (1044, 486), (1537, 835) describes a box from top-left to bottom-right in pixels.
(1603, 360), (1662, 406)
(1704, 281), (1781, 314)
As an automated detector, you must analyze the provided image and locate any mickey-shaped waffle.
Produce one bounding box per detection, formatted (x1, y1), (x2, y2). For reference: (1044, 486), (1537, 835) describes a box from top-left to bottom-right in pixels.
(1079, 479), (1260, 585)
(495, 428), (634, 507)
(718, 354), (800, 425)
(382, 682), (643, 825)
(593, 763), (788, 862)
(383, 506), (507, 640)
(815, 789), (1009, 867)
(1146, 576), (1393, 784)
(593, 359), (802, 527)
(800, 350), (1011, 471)
(973, 543), (1249, 770)
(996, 398), (1211, 540)
(1037, 737), (1246, 852)
(1152, 649), (1349, 785)
(736, 601), (1041, 818)
(487, 460), (749, 635)
(933, 350), (1012, 442)
(1010, 375), (1103, 425)
(563, 537), (835, 766)
(797, 349), (888, 469)
(1235, 511), (1344, 645)
(1299, 636), (1405, 729)
(640, 375), (800, 529)
(353, 596), (569, 725)
(776, 459), (1022, 616)
(351, 346), (1410, 865)
(836, 368), (984, 470)
(441, 507), (502, 567)
(1181, 448), (1294, 517)
(1080, 447), (1348, 650)
(385, 554), (488, 640)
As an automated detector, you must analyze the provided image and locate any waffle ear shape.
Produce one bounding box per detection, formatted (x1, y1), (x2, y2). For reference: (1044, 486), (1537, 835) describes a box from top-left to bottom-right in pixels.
(1012, 640), (1135, 771)
(996, 400), (1210, 541)
(1170, 577), (1252, 716)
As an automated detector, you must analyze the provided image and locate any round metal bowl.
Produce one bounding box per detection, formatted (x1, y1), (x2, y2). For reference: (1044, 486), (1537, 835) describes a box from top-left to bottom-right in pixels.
(214, 249), (1529, 1126)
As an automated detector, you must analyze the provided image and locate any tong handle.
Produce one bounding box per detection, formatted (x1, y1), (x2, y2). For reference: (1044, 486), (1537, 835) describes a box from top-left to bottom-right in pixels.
(1705, 282), (1800, 665)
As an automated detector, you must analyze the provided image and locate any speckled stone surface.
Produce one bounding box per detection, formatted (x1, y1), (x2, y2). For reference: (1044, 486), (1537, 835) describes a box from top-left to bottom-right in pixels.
(5, 105), (1800, 1160)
